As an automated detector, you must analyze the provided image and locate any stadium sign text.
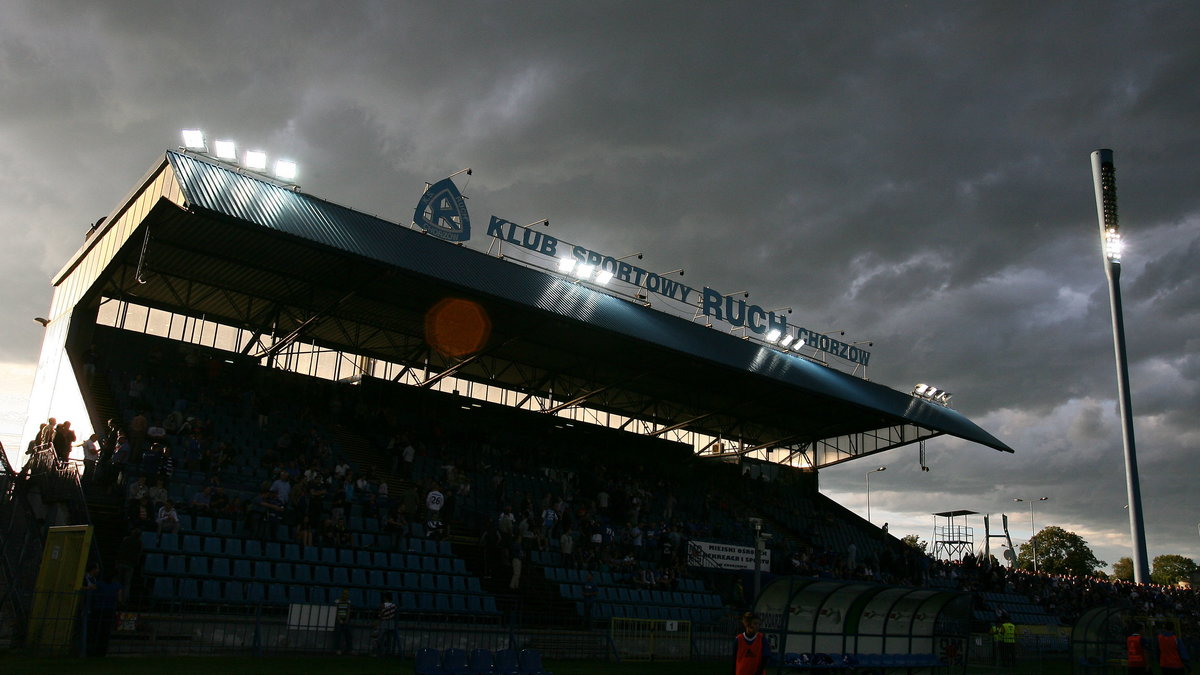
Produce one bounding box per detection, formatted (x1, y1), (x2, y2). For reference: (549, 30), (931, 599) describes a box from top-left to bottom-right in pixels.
(686, 540), (772, 572)
(413, 179), (870, 366)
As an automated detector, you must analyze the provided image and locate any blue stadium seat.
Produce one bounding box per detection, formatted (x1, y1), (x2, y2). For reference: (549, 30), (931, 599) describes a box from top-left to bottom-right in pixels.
(356, 551), (373, 568)
(152, 576), (175, 600)
(421, 556), (438, 573)
(418, 593), (436, 612)
(320, 547), (337, 565)
(268, 584), (288, 605)
(403, 572), (419, 589)
(405, 554), (422, 570)
(450, 594), (468, 614)
(351, 569), (367, 586)
(314, 566), (332, 585)
(244, 540), (263, 559)
(435, 594), (451, 613)
(182, 535), (202, 553)
(274, 563), (293, 582)
(233, 559), (252, 579)
(188, 556), (209, 577)
(414, 647), (445, 675)
(166, 555), (187, 575)
(283, 543), (300, 560)
(224, 581), (245, 604)
(451, 576), (467, 593)
(195, 516), (213, 533)
(389, 552), (405, 568)
(288, 586), (307, 604)
(224, 538), (243, 557)
(303, 546), (320, 563)
(452, 558), (467, 575)
(442, 647), (470, 675)
(264, 542), (283, 560)
(254, 561), (273, 580)
(435, 575), (451, 592)
(372, 552), (389, 568)
(494, 649), (518, 674)
(202, 580), (223, 602)
(141, 531), (159, 550)
(332, 568), (350, 586)
(338, 549), (354, 566)
(293, 564), (312, 584)
(517, 648), (551, 675)
(419, 573), (434, 589)
(203, 537), (223, 556)
(144, 553), (166, 575)
(179, 579), (200, 601)
(386, 571), (403, 587)
(400, 592), (418, 611)
(467, 577), (481, 593)
(215, 518), (234, 536)
(368, 570), (385, 587)
(437, 557), (453, 574)
(159, 532), (180, 551)
(468, 648), (494, 675)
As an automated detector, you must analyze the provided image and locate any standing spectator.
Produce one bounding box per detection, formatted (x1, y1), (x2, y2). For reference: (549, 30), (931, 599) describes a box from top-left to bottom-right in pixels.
(269, 471), (291, 504)
(81, 433), (100, 481)
(86, 568), (122, 657)
(53, 420), (75, 463)
(560, 527), (576, 569)
(333, 589), (353, 655)
(425, 483), (445, 520)
(509, 547), (524, 591)
(114, 528), (143, 596)
(582, 573), (597, 624)
(375, 592), (398, 656)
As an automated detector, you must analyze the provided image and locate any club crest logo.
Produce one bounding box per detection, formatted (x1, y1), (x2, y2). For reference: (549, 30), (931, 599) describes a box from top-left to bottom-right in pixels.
(413, 177), (471, 242)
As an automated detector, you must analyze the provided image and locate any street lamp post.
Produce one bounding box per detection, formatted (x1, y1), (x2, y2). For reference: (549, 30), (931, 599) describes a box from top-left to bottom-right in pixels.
(1091, 149), (1150, 584)
(866, 466), (886, 524)
(1014, 497), (1049, 571)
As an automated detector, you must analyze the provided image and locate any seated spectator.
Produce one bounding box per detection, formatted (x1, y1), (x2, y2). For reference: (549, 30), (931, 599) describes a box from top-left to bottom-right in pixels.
(426, 518), (448, 541)
(126, 476), (149, 503)
(190, 486), (212, 513)
(295, 515), (315, 548)
(147, 478), (168, 509)
(156, 500), (180, 538)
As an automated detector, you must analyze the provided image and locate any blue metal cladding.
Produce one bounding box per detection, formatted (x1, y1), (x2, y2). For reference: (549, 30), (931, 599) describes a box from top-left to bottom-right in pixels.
(167, 151), (1011, 453)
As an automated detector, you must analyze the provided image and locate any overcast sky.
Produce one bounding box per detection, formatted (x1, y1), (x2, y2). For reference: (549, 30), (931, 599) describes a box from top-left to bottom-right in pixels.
(1, 1), (1197, 572)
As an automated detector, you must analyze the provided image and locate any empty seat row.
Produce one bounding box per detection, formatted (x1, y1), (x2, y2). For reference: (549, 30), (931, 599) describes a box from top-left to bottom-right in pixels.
(577, 601), (719, 623)
(558, 583), (720, 608)
(142, 533), (458, 568)
(543, 567), (707, 594)
(150, 577), (499, 614)
(145, 558), (480, 592)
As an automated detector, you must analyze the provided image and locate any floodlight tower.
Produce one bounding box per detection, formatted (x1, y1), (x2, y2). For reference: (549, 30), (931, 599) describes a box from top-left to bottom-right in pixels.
(1091, 149), (1150, 584)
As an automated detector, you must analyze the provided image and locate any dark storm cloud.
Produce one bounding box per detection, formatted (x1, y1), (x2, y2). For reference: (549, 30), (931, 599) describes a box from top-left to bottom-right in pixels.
(1, 0), (1198, 566)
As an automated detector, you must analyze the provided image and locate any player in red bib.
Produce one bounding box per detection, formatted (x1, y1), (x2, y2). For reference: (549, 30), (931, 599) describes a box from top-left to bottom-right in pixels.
(733, 611), (771, 675)
(1157, 627), (1189, 675)
(1125, 624), (1149, 675)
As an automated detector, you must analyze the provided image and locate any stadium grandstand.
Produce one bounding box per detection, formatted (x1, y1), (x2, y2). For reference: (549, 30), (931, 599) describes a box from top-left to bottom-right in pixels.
(5, 146), (1192, 672)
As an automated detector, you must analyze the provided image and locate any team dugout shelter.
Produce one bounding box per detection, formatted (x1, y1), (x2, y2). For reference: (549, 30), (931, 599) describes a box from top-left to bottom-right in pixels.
(25, 148), (1011, 483)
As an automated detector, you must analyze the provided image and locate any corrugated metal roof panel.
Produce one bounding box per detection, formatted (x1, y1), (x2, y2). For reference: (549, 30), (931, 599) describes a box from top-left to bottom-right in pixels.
(166, 151), (1010, 453)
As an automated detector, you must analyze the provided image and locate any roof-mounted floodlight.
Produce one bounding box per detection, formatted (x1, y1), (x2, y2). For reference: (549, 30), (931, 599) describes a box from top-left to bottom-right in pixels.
(558, 258), (577, 273)
(792, 338), (806, 351)
(214, 139), (237, 160)
(1104, 227), (1122, 262)
(274, 159), (298, 181)
(574, 263), (595, 280)
(913, 382), (952, 406)
(595, 269), (614, 285)
(765, 329), (782, 344)
(780, 334), (795, 348)
(243, 150), (267, 170)
(181, 129), (206, 150)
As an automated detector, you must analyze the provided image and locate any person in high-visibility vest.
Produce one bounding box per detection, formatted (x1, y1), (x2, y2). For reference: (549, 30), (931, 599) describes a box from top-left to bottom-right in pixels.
(1126, 625), (1150, 675)
(1000, 618), (1017, 667)
(989, 622), (1003, 666)
(733, 611), (771, 675)
(1157, 627), (1190, 675)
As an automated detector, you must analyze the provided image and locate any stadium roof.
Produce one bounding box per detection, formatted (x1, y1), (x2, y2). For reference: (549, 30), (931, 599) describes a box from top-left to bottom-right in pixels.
(55, 150), (1012, 467)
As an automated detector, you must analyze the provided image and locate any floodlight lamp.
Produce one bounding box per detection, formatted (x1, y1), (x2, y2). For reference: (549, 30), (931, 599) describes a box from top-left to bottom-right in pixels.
(574, 263), (595, 279)
(558, 258), (577, 273)
(244, 150), (267, 170)
(765, 329), (782, 344)
(181, 129), (206, 150)
(780, 334), (795, 347)
(1104, 228), (1122, 262)
(913, 383), (929, 396)
(793, 339), (805, 350)
(214, 140), (237, 160)
(274, 159), (297, 181)
(595, 269), (614, 285)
